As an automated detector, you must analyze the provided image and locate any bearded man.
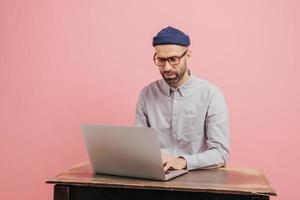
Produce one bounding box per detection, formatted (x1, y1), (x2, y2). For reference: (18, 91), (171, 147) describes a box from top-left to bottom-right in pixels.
(135, 26), (230, 172)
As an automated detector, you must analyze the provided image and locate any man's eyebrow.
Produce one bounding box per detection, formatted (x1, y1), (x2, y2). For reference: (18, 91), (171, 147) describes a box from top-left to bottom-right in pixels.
(156, 54), (180, 59)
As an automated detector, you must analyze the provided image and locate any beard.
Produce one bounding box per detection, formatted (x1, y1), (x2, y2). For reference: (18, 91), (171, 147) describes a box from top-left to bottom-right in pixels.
(161, 63), (187, 87)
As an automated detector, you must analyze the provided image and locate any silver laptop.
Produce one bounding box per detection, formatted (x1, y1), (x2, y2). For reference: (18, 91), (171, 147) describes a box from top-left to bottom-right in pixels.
(81, 125), (188, 181)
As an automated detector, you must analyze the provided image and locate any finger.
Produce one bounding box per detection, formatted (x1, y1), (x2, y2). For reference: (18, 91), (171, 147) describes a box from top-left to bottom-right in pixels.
(163, 162), (172, 172)
(161, 154), (170, 165)
(162, 157), (167, 165)
(163, 161), (167, 166)
(162, 157), (172, 166)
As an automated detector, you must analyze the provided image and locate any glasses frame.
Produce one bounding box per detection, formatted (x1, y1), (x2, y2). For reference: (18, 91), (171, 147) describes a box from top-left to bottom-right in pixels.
(153, 49), (188, 67)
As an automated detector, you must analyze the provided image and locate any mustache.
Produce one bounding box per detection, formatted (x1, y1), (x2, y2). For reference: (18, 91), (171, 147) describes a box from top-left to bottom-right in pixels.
(163, 71), (177, 76)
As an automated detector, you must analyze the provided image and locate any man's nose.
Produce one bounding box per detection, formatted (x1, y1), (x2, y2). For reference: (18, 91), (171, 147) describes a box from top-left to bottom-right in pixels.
(163, 61), (172, 71)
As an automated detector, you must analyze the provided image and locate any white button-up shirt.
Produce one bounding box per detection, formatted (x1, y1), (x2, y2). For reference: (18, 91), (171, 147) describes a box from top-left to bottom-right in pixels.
(135, 72), (230, 170)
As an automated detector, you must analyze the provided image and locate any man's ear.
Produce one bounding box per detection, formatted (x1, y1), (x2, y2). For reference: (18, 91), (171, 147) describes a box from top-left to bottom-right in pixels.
(187, 49), (192, 58)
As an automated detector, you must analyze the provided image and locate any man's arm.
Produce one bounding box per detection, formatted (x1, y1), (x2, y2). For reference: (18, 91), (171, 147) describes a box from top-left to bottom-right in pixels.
(135, 89), (150, 127)
(181, 86), (230, 170)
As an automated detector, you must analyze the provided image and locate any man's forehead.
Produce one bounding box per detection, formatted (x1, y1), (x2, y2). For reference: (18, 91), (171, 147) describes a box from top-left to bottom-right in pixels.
(155, 45), (187, 56)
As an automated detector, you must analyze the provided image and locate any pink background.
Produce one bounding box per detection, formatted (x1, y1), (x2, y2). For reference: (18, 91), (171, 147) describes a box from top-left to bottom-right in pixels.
(1, 0), (299, 199)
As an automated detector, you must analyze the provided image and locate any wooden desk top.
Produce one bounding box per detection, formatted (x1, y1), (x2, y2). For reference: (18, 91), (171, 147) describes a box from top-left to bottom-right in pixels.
(46, 162), (277, 196)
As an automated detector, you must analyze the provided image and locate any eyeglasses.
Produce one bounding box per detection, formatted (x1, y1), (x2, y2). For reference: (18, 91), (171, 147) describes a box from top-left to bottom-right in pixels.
(153, 49), (188, 67)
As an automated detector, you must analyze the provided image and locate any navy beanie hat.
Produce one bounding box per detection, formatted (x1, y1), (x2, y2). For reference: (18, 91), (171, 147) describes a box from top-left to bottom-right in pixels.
(152, 26), (190, 47)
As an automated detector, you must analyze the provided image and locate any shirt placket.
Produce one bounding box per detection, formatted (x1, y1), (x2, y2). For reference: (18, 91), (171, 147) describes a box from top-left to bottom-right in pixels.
(171, 88), (180, 141)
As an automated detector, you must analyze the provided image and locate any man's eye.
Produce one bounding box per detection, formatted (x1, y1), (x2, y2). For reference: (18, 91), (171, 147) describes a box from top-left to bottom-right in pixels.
(169, 57), (178, 62)
(157, 58), (165, 62)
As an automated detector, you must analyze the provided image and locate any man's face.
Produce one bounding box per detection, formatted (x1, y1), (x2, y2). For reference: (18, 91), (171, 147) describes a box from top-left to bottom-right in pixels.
(154, 45), (190, 87)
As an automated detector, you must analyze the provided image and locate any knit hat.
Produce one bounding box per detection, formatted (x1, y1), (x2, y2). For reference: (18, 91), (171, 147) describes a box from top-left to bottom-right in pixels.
(152, 26), (190, 47)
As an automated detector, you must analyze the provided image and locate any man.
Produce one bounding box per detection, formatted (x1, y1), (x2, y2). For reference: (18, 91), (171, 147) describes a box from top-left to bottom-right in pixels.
(135, 26), (230, 172)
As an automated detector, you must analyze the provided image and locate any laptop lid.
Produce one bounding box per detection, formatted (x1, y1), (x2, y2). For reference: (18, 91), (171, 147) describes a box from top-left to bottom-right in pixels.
(81, 125), (166, 180)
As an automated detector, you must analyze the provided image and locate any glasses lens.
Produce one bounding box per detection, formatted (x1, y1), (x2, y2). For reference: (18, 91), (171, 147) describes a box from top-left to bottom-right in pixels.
(168, 57), (180, 65)
(154, 58), (166, 66)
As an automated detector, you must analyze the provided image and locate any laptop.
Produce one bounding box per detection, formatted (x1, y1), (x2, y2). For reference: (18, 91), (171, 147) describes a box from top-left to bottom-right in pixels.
(81, 125), (188, 181)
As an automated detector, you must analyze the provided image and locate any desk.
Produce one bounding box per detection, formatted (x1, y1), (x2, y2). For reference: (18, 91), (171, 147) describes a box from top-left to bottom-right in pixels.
(46, 162), (277, 200)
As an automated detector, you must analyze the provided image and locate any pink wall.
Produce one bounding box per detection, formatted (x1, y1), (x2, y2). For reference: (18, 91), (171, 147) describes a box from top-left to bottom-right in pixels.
(1, 0), (299, 199)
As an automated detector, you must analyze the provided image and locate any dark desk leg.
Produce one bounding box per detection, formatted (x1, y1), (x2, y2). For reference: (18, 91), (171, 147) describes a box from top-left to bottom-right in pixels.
(54, 185), (69, 200)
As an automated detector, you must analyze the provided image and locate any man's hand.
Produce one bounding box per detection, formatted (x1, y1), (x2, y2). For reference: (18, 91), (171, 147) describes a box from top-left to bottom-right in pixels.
(161, 150), (187, 172)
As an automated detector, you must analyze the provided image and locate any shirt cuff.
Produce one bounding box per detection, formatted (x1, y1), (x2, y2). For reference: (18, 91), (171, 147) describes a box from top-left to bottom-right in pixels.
(179, 154), (198, 170)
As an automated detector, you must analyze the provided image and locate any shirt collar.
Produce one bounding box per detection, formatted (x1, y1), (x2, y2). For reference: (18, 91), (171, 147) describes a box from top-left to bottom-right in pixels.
(160, 69), (195, 97)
